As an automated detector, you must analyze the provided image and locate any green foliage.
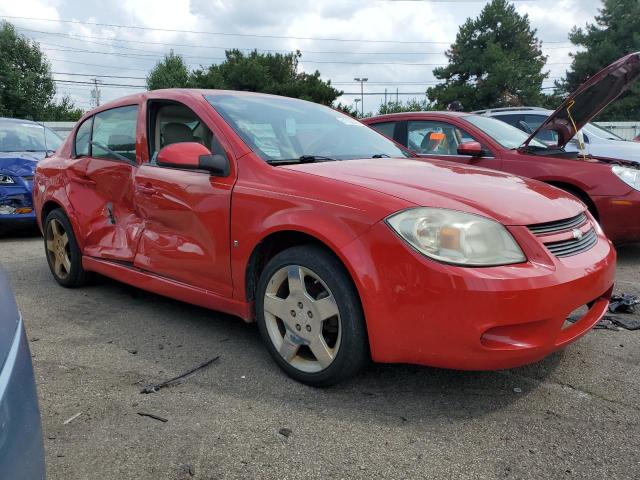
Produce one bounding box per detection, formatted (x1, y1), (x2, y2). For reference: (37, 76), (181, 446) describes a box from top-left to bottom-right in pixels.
(557, 0), (640, 120)
(378, 98), (432, 115)
(333, 102), (359, 118)
(189, 49), (342, 106)
(146, 51), (191, 90)
(0, 22), (81, 120)
(426, 0), (547, 111)
(41, 96), (84, 121)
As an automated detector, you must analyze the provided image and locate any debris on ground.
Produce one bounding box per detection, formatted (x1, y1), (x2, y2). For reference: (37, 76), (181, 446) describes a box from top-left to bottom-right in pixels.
(566, 316), (619, 330)
(606, 315), (640, 331)
(609, 293), (640, 314)
(63, 412), (82, 425)
(127, 349), (138, 355)
(140, 356), (220, 394)
(137, 412), (168, 423)
(278, 427), (292, 438)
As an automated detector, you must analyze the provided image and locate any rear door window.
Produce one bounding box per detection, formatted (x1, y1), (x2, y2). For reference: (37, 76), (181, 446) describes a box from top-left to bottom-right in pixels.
(92, 105), (138, 162)
(370, 122), (397, 140)
(74, 117), (92, 157)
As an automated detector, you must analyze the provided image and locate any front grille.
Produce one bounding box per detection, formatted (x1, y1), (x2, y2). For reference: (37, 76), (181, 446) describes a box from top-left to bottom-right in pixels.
(527, 212), (587, 235)
(543, 228), (598, 257)
(527, 212), (597, 258)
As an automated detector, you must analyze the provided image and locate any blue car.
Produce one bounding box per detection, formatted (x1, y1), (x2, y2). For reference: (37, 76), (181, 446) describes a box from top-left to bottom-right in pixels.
(0, 269), (45, 478)
(0, 118), (63, 228)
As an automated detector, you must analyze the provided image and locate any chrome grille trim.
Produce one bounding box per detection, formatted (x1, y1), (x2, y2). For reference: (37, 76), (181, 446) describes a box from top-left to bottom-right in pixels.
(544, 228), (598, 258)
(527, 212), (587, 235)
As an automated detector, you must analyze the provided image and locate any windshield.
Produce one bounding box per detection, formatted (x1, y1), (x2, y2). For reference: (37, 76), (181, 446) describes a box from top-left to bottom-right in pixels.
(583, 122), (624, 141)
(0, 120), (63, 153)
(465, 115), (547, 149)
(205, 94), (410, 162)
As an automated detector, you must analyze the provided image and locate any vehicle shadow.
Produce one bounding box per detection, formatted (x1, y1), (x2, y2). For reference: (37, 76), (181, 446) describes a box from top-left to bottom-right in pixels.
(0, 224), (41, 239)
(75, 273), (564, 427)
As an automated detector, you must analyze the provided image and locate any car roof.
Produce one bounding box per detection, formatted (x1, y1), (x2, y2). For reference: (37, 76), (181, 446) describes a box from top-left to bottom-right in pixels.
(0, 117), (41, 124)
(365, 111), (471, 122)
(472, 107), (553, 115)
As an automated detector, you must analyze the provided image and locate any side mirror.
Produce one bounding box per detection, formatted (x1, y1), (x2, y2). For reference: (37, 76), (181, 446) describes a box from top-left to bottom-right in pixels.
(156, 142), (230, 177)
(457, 141), (484, 157)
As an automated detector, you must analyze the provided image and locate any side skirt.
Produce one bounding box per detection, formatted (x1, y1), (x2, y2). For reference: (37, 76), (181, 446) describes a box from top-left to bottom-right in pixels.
(82, 256), (251, 321)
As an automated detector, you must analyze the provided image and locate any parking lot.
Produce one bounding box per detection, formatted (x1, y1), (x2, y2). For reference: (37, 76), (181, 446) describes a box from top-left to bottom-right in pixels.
(1, 231), (638, 480)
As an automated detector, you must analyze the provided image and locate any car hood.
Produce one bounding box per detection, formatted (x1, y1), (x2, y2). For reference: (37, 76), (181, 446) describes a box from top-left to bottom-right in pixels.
(523, 52), (640, 149)
(0, 152), (43, 177)
(283, 158), (584, 226)
(567, 139), (640, 165)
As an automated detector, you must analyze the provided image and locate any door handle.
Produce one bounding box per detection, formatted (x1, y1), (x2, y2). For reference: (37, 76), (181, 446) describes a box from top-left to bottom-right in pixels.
(136, 184), (157, 195)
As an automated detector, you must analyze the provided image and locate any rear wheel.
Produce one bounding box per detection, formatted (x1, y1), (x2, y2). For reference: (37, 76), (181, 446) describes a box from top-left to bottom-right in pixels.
(44, 209), (87, 287)
(256, 245), (369, 386)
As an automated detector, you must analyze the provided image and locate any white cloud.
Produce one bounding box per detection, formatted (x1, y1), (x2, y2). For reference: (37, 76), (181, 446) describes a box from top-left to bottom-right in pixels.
(0, 0), (602, 113)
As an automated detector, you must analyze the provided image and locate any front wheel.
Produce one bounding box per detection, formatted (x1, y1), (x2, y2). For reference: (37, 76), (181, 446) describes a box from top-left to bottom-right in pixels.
(256, 245), (369, 386)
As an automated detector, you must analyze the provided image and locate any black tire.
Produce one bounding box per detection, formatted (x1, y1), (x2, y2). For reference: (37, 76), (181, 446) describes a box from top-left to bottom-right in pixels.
(255, 245), (369, 386)
(43, 209), (88, 287)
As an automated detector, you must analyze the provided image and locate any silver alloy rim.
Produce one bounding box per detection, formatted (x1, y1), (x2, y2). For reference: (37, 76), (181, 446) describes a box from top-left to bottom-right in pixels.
(263, 265), (342, 373)
(46, 218), (72, 280)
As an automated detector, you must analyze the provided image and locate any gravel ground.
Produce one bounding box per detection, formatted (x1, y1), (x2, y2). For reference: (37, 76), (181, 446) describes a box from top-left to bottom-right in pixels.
(1, 229), (639, 480)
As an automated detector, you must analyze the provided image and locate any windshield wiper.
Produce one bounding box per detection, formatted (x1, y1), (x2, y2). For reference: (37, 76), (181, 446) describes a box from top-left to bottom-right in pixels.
(371, 153), (391, 158)
(267, 155), (337, 165)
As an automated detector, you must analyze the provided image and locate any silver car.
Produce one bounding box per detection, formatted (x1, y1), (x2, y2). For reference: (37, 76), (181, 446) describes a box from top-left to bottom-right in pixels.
(0, 269), (45, 479)
(474, 107), (640, 164)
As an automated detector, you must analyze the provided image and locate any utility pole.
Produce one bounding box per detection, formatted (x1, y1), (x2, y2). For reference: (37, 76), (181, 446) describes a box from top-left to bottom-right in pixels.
(384, 88), (387, 109)
(91, 78), (101, 108)
(354, 77), (368, 116)
(353, 98), (361, 117)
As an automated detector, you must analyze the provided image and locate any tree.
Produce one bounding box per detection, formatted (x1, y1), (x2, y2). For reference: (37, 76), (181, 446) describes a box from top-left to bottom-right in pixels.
(378, 98), (431, 115)
(146, 50), (191, 90)
(0, 22), (82, 120)
(426, 0), (547, 111)
(189, 49), (342, 106)
(557, 0), (640, 120)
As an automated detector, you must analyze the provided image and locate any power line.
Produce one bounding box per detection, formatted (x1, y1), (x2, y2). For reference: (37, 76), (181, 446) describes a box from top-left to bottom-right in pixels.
(1, 15), (571, 45)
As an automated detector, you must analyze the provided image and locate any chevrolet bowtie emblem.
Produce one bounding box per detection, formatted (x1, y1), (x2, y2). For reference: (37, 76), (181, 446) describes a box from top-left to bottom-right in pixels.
(572, 228), (583, 240)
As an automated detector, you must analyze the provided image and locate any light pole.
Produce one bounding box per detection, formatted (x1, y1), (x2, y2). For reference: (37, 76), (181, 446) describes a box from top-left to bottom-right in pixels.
(354, 77), (368, 116)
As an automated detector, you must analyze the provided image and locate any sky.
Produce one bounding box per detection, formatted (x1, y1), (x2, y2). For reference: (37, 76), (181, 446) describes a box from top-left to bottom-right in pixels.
(0, 0), (602, 114)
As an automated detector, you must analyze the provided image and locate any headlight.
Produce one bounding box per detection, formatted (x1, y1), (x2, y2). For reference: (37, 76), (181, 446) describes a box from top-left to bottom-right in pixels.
(0, 174), (14, 184)
(612, 165), (640, 191)
(386, 207), (526, 266)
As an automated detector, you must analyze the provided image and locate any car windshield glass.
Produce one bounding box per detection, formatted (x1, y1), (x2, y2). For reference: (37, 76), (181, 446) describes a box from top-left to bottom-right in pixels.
(583, 122), (624, 140)
(465, 115), (547, 149)
(205, 94), (411, 162)
(0, 120), (63, 152)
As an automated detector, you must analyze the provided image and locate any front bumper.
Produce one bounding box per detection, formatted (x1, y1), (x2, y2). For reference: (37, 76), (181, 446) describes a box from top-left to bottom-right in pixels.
(0, 185), (36, 225)
(0, 319), (45, 479)
(340, 219), (616, 370)
(593, 188), (640, 244)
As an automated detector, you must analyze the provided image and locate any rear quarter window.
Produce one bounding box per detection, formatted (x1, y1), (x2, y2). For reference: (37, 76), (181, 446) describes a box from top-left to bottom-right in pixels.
(74, 117), (92, 157)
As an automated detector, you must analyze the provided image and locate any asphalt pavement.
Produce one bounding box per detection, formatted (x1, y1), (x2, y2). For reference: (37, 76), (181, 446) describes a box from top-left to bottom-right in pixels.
(1, 229), (638, 480)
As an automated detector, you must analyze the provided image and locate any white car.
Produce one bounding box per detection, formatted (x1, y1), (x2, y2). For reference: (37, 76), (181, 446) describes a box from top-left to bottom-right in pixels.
(474, 107), (640, 164)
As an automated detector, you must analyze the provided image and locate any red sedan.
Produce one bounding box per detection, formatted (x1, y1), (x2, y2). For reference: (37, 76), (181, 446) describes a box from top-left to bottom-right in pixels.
(34, 89), (615, 385)
(363, 53), (640, 245)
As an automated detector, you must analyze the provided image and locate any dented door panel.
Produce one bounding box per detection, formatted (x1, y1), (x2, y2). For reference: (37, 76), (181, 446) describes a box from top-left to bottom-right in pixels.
(133, 164), (233, 297)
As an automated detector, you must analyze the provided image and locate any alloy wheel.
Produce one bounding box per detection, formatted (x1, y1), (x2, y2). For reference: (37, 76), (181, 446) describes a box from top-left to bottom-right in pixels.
(263, 265), (342, 373)
(46, 218), (72, 280)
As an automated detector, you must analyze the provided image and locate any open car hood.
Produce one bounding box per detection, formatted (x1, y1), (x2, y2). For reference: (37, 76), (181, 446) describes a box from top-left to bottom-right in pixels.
(522, 52), (640, 149)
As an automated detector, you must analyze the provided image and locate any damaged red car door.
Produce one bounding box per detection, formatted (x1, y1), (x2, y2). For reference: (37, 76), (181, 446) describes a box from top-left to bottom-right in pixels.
(131, 99), (235, 297)
(65, 105), (142, 261)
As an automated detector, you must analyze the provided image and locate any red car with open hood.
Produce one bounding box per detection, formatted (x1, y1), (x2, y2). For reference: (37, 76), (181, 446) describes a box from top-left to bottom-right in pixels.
(364, 53), (640, 245)
(34, 89), (615, 385)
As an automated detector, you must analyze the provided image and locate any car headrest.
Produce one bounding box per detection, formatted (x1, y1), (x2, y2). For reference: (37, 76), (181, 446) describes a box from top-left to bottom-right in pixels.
(162, 123), (194, 145)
